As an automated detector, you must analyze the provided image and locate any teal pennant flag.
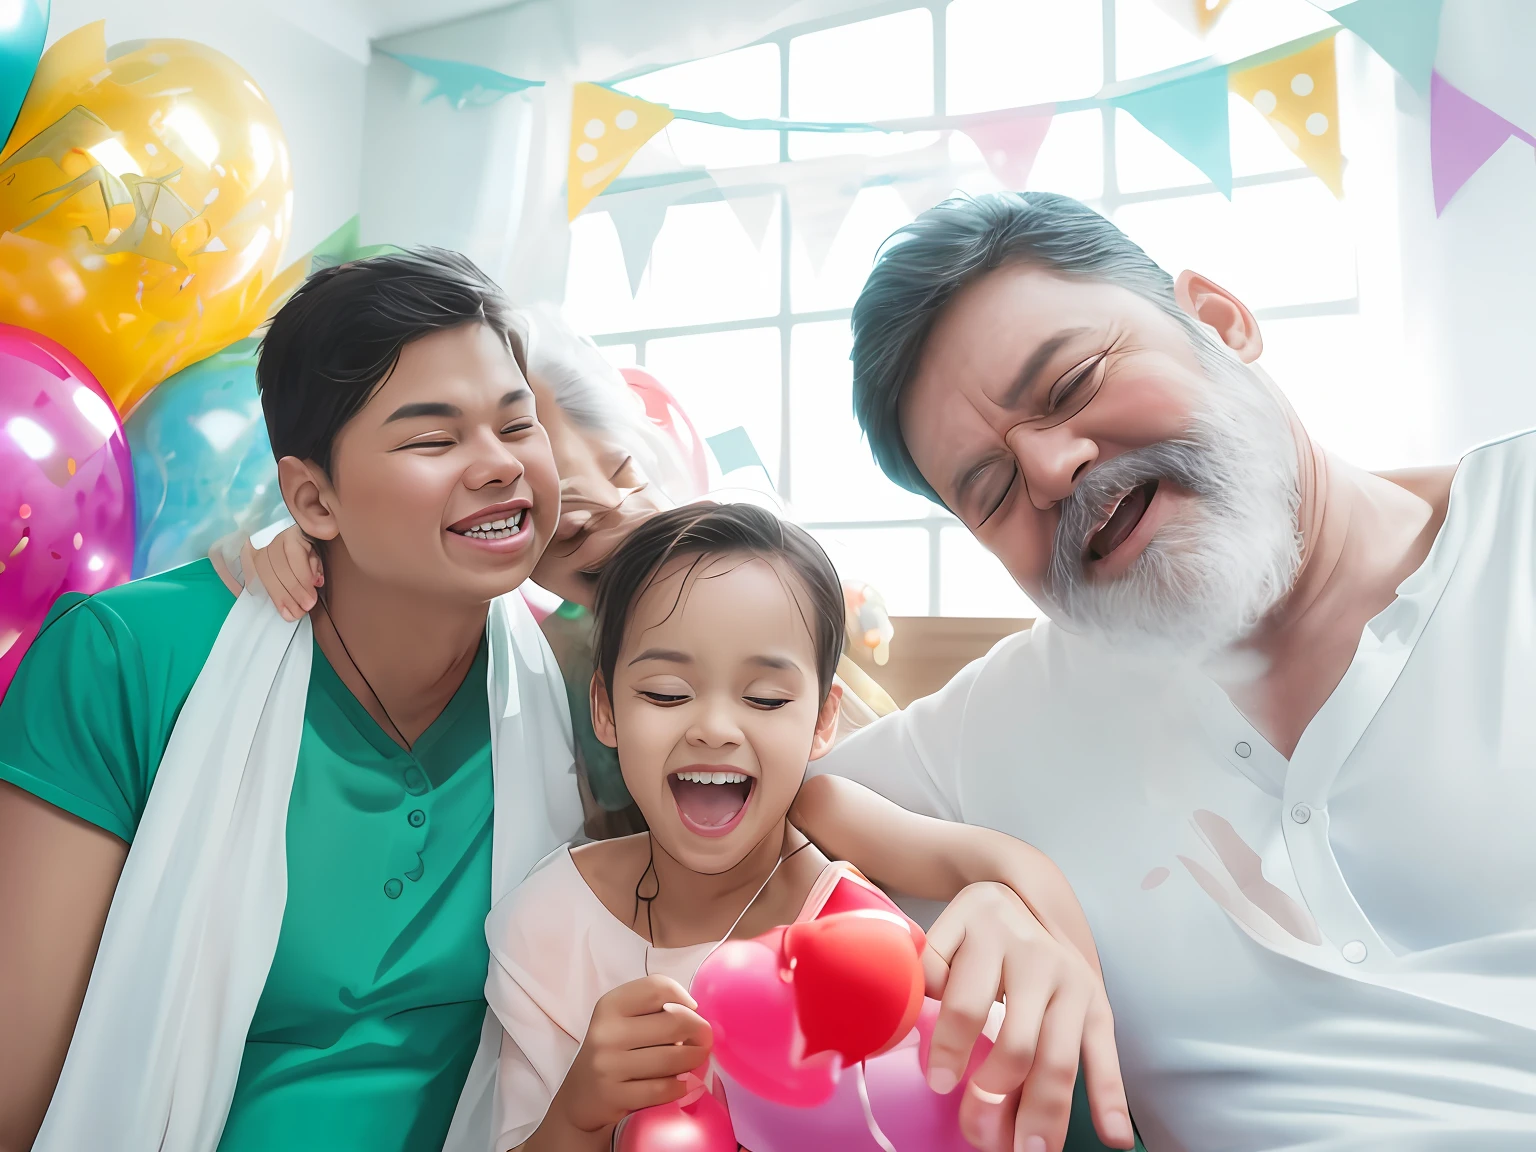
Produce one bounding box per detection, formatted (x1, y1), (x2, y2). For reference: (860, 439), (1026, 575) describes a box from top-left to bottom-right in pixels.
(706, 426), (765, 476)
(1114, 66), (1233, 197)
(380, 50), (543, 109)
(1321, 0), (1443, 97)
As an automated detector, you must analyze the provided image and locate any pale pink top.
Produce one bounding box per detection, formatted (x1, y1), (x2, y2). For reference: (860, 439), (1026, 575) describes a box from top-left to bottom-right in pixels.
(484, 846), (860, 1150)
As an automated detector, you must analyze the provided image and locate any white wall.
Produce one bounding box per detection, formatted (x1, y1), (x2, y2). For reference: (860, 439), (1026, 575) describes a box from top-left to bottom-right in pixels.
(46, 0), (369, 258)
(1396, 0), (1536, 460)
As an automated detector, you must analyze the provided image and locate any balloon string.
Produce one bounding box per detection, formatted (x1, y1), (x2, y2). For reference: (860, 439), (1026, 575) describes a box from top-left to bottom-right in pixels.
(853, 1061), (898, 1152)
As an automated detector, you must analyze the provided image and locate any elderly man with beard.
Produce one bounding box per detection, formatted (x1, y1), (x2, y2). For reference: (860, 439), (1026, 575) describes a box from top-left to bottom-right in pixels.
(807, 192), (1536, 1151)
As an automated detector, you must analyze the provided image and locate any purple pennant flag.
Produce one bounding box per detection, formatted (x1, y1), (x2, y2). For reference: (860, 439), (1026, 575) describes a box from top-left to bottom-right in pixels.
(1431, 71), (1536, 215)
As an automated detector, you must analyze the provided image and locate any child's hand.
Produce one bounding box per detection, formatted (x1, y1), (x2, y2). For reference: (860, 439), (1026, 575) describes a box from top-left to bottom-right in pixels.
(243, 525), (323, 622)
(552, 975), (712, 1137)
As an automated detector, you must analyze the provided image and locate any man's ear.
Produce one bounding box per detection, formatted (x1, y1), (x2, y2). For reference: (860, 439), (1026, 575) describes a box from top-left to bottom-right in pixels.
(808, 682), (843, 761)
(1174, 270), (1263, 363)
(590, 673), (618, 748)
(278, 456), (340, 542)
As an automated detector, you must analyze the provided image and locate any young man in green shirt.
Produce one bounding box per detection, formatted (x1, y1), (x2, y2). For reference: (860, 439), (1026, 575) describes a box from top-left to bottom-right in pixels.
(0, 249), (566, 1151)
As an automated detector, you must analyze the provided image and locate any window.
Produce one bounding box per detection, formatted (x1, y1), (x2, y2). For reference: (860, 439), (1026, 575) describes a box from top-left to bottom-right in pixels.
(569, 0), (1402, 617)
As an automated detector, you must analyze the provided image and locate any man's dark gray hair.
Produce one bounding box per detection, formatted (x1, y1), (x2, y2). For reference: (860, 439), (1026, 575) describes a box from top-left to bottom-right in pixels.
(850, 191), (1198, 504)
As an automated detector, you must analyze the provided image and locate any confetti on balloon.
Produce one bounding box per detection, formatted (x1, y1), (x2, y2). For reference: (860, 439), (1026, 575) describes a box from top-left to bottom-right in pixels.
(0, 22), (305, 414)
(1230, 35), (1345, 197)
(0, 323), (135, 700)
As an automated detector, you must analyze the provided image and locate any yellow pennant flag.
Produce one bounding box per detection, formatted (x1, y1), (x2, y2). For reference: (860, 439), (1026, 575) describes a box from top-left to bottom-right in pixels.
(1150, 0), (1235, 36)
(1229, 36), (1344, 197)
(568, 83), (674, 219)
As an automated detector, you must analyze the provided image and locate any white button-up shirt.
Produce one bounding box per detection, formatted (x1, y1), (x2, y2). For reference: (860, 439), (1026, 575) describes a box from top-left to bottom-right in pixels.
(817, 431), (1536, 1151)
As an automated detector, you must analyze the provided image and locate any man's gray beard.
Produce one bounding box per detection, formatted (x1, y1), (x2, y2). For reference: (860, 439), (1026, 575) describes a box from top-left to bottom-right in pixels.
(1040, 340), (1303, 663)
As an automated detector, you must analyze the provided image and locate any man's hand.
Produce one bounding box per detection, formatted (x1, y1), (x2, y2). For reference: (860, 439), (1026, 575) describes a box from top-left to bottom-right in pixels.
(548, 976), (712, 1141)
(923, 882), (1132, 1152)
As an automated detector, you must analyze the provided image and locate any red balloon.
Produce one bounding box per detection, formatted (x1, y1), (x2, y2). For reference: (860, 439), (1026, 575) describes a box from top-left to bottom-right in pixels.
(616, 1086), (737, 1152)
(620, 367), (711, 496)
(782, 910), (925, 1067)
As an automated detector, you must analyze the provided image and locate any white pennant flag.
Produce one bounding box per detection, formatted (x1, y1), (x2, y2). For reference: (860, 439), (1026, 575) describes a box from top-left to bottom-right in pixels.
(784, 154), (869, 274)
(888, 138), (959, 217)
(724, 190), (779, 250)
(607, 192), (671, 296)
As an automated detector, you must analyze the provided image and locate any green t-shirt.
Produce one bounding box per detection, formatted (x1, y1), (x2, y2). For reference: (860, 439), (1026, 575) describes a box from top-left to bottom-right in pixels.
(0, 560), (494, 1151)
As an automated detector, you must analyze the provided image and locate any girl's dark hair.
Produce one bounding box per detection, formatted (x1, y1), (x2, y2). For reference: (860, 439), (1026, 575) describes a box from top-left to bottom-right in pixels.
(592, 503), (845, 703)
(258, 247), (525, 474)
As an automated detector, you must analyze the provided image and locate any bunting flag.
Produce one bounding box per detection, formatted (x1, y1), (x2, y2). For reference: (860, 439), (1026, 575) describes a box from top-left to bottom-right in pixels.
(608, 190), (673, 294)
(1114, 67), (1233, 196)
(379, 50), (543, 109)
(725, 191), (778, 251)
(784, 154), (870, 273)
(1149, 0), (1236, 36)
(568, 83), (674, 219)
(1430, 72), (1536, 214)
(962, 112), (1055, 192)
(1315, 0), (1443, 96)
(1230, 35), (1344, 197)
(890, 139), (961, 216)
(706, 426), (766, 476)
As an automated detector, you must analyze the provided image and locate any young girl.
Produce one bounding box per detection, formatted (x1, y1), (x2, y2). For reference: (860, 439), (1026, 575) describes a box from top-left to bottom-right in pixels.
(483, 503), (1137, 1152)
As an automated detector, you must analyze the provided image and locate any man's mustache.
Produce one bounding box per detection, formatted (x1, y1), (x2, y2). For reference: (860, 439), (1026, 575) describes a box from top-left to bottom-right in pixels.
(1048, 437), (1213, 593)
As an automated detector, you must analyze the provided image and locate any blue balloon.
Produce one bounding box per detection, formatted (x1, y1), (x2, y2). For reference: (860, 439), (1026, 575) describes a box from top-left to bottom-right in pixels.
(0, 0), (48, 149)
(126, 339), (287, 578)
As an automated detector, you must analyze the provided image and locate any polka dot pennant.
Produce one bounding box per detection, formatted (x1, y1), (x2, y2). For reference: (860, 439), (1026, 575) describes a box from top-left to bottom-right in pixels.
(1229, 35), (1344, 198)
(567, 83), (675, 220)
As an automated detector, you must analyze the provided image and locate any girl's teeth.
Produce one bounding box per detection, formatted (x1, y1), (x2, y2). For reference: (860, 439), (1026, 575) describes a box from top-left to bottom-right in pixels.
(677, 771), (749, 785)
(463, 511), (524, 539)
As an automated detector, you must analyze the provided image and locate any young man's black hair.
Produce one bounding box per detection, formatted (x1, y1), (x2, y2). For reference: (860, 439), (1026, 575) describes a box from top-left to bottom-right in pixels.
(257, 247), (525, 473)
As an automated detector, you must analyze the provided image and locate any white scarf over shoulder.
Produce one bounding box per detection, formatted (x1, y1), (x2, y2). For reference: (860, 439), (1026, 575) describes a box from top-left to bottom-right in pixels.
(32, 574), (582, 1152)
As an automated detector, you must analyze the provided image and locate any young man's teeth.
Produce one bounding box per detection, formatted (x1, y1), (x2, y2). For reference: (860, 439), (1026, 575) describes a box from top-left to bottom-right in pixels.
(676, 771), (749, 785)
(462, 511), (524, 539)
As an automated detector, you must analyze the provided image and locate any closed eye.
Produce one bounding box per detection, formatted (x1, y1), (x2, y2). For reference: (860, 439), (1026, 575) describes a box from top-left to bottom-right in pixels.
(639, 690), (690, 705)
(502, 420), (537, 436)
(978, 464), (1018, 528)
(745, 696), (790, 709)
(1050, 352), (1106, 411)
(397, 439), (454, 451)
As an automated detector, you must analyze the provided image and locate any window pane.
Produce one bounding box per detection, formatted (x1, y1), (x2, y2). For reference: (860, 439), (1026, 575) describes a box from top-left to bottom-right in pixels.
(789, 320), (934, 520)
(1116, 0), (1334, 84)
(1229, 93), (1306, 179)
(940, 526), (1039, 617)
(617, 45), (781, 169)
(790, 185), (914, 312)
(1114, 107), (1208, 194)
(1024, 108), (1104, 201)
(1113, 180), (1355, 310)
(565, 199), (781, 335)
(644, 328), (783, 480)
(947, 0), (1102, 114)
(809, 527), (930, 615)
(1258, 314), (1432, 469)
(789, 9), (933, 160)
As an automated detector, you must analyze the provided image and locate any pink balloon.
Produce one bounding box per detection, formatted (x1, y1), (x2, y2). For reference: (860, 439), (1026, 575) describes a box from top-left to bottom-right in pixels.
(0, 324), (135, 701)
(690, 928), (841, 1108)
(620, 367), (711, 497)
(615, 1087), (737, 1152)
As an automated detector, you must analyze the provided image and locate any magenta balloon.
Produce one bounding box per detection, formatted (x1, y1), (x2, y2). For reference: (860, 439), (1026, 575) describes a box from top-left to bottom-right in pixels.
(691, 935), (840, 1109)
(615, 1091), (736, 1152)
(0, 324), (135, 700)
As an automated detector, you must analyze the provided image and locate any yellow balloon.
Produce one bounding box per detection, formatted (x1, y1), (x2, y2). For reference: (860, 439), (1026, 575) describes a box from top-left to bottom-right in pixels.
(0, 22), (304, 414)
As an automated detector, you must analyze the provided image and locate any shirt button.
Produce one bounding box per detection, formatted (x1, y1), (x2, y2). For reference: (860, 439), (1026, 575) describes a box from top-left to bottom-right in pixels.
(1342, 940), (1368, 964)
(1291, 803), (1312, 824)
(383, 878), (403, 900)
(408, 808), (426, 828)
(403, 766), (428, 795)
(1234, 741), (1251, 758)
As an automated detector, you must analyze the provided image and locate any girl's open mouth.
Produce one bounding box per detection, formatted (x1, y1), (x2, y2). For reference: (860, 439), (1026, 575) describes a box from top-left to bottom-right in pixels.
(668, 768), (755, 838)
